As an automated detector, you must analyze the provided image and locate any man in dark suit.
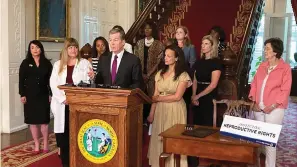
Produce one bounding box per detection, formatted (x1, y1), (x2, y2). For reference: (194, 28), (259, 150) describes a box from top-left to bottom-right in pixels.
(95, 28), (143, 89)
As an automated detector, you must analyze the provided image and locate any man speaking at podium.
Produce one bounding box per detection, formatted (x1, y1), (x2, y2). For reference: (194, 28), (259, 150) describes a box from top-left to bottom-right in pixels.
(95, 27), (143, 89)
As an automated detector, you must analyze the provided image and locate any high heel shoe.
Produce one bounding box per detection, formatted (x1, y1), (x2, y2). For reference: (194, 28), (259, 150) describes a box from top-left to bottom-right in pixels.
(32, 150), (41, 154)
(42, 149), (49, 153)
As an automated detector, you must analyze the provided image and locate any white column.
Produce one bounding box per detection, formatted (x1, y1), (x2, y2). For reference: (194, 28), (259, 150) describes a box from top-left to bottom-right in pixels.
(118, 0), (136, 33)
(70, 0), (80, 41)
(1, 0), (26, 133)
(0, 0), (10, 133)
(79, 0), (84, 47)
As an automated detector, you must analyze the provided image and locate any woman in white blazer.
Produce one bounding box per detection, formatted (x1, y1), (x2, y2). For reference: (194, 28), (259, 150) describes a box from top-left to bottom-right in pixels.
(50, 38), (94, 167)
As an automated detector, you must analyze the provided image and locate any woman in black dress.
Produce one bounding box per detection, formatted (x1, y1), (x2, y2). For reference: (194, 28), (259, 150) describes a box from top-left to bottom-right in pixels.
(19, 40), (53, 153)
(189, 35), (222, 167)
(192, 35), (222, 126)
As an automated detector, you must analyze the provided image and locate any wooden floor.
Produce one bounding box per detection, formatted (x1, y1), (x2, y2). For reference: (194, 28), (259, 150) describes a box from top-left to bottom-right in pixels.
(1, 119), (54, 149)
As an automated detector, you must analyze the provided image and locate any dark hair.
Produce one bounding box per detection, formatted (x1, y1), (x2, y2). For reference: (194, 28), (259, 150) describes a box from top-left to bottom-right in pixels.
(165, 38), (178, 46)
(160, 45), (186, 81)
(143, 21), (159, 40)
(92, 36), (110, 58)
(209, 26), (226, 42)
(110, 27), (126, 40)
(80, 43), (92, 59)
(26, 40), (47, 60)
(264, 38), (284, 59)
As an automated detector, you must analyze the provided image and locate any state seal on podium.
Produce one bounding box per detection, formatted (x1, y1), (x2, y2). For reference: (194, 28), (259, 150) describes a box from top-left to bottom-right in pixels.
(77, 119), (118, 164)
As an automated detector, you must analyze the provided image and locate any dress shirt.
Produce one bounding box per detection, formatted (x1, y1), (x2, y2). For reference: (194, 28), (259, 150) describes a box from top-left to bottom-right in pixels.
(110, 49), (124, 72)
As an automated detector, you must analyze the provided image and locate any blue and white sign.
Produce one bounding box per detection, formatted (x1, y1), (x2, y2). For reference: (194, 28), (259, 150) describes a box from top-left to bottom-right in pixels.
(220, 115), (282, 147)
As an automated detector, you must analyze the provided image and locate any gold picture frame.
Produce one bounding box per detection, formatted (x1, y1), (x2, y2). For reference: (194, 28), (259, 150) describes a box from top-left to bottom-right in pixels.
(35, 0), (70, 42)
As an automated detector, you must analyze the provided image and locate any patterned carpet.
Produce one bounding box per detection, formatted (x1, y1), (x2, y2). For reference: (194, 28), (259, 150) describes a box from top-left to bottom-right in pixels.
(276, 97), (297, 167)
(1, 133), (58, 167)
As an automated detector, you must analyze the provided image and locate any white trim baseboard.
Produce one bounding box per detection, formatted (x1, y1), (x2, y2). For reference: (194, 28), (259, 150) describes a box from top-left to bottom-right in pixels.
(9, 124), (28, 133)
(3, 112), (54, 134)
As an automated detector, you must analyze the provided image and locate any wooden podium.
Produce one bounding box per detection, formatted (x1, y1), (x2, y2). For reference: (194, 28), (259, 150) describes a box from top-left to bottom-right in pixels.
(59, 86), (151, 167)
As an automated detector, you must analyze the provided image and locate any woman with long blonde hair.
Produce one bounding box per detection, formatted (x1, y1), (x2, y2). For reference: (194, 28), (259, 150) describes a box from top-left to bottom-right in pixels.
(189, 35), (221, 166)
(192, 35), (220, 124)
(199, 35), (219, 59)
(50, 38), (94, 167)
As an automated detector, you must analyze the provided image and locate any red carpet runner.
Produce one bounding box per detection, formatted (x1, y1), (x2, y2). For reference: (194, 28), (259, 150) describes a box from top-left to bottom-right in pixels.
(26, 152), (61, 167)
(1, 133), (60, 167)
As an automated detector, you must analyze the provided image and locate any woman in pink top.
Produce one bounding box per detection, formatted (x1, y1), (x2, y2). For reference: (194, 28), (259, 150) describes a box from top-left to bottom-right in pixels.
(249, 38), (292, 167)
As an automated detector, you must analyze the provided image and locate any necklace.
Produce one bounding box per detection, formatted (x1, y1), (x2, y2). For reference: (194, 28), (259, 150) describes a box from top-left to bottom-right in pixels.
(145, 38), (154, 47)
(267, 65), (276, 74)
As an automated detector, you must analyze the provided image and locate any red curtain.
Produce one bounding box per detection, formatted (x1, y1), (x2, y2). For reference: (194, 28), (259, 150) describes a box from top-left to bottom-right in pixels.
(292, 0), (297, 24)
(181, 0), (242, 56)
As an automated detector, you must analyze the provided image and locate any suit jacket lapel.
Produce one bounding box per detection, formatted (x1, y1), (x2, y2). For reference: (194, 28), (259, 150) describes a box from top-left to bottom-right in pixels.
(107, 53), (112, 85)
(115, 51), (127, 84)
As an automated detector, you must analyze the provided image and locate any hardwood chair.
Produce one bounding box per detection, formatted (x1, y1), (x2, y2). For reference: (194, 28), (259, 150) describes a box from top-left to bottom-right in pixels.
(212, 99), (255, 127)
(198, 100), (258, 167)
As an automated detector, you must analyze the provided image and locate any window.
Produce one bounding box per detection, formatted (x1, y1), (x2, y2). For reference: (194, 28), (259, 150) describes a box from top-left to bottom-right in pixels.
(288, 14), (297, 67)
(286, 0), (297, 67)
(83, 16), (99, 45)
(249, 0), (297, 84)
(248, 14), (265, 83)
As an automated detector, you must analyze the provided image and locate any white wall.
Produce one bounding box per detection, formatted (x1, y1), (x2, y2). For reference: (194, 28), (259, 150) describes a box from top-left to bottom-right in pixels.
(79, 0), (135, 46)
(0, 0), (135, 133)
(0, 0), (26, 133)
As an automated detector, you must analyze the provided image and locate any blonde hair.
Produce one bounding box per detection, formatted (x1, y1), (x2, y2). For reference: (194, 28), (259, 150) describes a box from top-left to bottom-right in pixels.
(200, 35), (218, 59)
(58, 38), (81, 75)
(176, 26), (191, 46)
